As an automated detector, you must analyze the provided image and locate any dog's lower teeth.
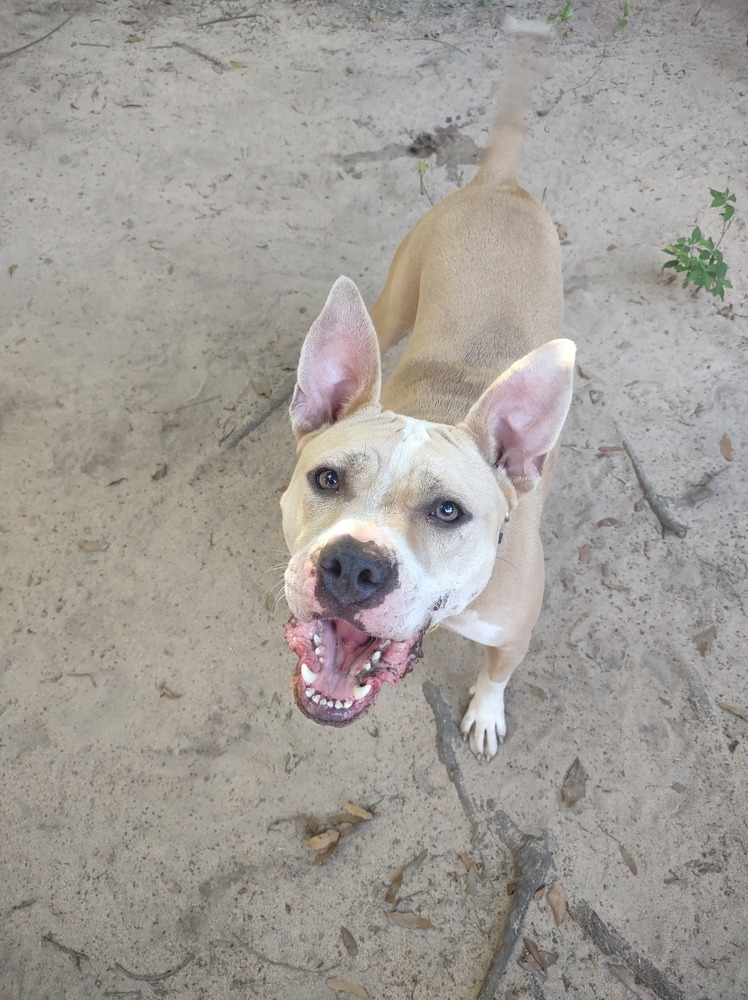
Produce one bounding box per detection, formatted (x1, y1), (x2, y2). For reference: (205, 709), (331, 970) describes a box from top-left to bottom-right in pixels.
(343, 700), (352, 709)
(352, 683), (372, 700)
(312, 693), (321, 704)
(305, 688), (314, 698)
(371, 651), (382, 664)
(335, 699), (343, 709)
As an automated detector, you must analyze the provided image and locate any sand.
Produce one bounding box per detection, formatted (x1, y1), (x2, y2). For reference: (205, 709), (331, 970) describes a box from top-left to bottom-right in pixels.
(1, 1), (746, 998)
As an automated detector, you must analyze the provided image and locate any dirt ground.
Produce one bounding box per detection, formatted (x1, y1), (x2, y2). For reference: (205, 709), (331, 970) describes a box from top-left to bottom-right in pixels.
(1, 1), (747, 998)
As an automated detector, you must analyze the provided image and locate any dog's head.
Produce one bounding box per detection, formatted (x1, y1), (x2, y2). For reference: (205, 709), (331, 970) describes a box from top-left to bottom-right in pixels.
(281, 277), (575, 726)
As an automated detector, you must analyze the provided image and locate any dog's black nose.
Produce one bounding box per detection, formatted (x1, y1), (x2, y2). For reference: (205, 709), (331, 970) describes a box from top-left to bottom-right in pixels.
(316, 536), (397, 609)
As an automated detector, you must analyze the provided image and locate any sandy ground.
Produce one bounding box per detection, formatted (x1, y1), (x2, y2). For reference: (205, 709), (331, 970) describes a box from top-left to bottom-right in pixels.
(1, 1), (747, 998)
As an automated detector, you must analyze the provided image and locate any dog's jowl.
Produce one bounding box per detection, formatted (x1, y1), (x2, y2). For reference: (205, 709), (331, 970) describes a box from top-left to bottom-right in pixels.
(281, 28), (575, 759)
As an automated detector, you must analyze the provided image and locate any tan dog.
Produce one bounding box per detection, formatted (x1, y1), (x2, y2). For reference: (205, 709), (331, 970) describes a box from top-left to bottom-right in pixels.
(281, 29), (575, 759)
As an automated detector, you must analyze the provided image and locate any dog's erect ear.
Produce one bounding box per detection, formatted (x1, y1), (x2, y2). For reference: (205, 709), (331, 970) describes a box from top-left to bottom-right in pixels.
(460, 339), (576, 493)
(289, 276), (381, 440)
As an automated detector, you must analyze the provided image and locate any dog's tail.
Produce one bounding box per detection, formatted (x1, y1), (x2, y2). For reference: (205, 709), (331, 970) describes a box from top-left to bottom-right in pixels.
(474, 17), (553, 187)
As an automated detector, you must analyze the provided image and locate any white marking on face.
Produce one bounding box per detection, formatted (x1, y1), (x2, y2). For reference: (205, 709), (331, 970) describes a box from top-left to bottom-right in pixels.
(384, 416), (433, 478)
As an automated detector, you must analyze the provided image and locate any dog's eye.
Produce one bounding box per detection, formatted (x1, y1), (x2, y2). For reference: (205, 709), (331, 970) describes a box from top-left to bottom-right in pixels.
(315, 468), (340, 491)
(433, 501), (462, 523)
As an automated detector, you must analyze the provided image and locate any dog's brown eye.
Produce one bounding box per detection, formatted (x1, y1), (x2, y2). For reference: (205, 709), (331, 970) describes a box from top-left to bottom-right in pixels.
(315, 468), (339, 491)
(434, 501), (462, 522)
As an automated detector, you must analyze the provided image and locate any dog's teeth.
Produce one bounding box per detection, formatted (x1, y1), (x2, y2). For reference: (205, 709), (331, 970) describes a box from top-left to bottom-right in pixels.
(379, 639), (391, 650)
(301, 663), (317, 686)
(312, 693), (321, 705)
(305, 687), (314, 698)
(315, 644), (325, 656)
(343, 700), (352, 709)
(371, 651), (382, 664)
(313, 633), (322, 647)
(361, 659), (371, 672)
(334, 699), (343, 710)
(352, 683), (372, 701)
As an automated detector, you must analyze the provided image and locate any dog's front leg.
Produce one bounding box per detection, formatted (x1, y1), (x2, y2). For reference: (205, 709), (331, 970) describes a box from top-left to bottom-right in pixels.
(461, 641), (529, 760)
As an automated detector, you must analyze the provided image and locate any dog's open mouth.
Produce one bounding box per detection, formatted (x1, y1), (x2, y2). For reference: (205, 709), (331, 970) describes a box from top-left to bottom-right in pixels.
(284, 616), (423, 725)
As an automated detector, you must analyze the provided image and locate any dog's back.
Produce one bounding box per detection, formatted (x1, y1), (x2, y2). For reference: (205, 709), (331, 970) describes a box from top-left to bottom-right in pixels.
(371, 25), (561, 425)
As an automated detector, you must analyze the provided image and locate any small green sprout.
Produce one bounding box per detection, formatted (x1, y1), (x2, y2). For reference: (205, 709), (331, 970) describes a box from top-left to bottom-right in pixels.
(663, 188), (736, 301)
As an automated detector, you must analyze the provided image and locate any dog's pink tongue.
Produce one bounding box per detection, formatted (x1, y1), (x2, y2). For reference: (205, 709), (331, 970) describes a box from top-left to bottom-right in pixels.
(336, 620), (370, 648)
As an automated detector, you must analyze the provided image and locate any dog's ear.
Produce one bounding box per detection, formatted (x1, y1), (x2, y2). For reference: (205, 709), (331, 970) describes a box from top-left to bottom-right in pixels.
(289, 276), (381, 440)
(460, 339), (576, 493)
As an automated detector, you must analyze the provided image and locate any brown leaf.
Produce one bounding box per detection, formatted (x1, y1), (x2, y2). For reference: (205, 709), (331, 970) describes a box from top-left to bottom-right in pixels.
(325, 978), (369, 999)
(126, 34), (144, 43)
(9, 264), (17, 277)
(303, 829), (340, 851)
(151, 462), (168, 481)
(340, 926), (358, 958)
(385, 849), (427, 905)
(556, 221), (568, 241)
(720, 434), (733, 461)
(229, 60), (247, 69)
(547, 880), (566, 926)
(458, 852), (478, 874)
(692, 625), (717, 657)
(78, 540), (110, 552)
(384, 910), (435, 930)
(561, 757), (587, 806)
(578, 544), (592, 564)
(576, 363), (590, 380)
(598, 444), (622, 455)
(158, 681), (181, 700)
(596, 517), (619, 528)
(619, 843), (638, 875)
(342, 802), (374, 820)
(717, 701), (748, 724)
(522, 937), (549, 972)
(251, 380), (271, 398)
(311, 840), (339, 865)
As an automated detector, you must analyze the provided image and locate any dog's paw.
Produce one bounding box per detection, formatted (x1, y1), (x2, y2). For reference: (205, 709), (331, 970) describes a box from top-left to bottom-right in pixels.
(460, 675), (508, 760)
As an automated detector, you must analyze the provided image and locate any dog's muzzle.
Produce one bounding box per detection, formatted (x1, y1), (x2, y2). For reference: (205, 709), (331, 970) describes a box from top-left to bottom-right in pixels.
(314, 536), (398, 613)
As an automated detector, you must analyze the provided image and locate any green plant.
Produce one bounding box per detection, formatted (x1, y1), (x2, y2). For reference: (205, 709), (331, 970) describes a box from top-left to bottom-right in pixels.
(617, 0), (635, 29)
(663, 188), (736, 300)
(547, 2), (574, 26)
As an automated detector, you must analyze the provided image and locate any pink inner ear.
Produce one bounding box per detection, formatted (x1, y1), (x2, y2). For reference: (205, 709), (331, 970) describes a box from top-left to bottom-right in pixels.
(462, 339), (576, 488)
(290, 277), (382, 438)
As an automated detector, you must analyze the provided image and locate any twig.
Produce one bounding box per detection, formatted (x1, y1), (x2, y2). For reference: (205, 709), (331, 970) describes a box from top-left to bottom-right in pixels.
(198, 14), (260, 28)
(568, 899), (686, 1000)
(421, 681), (556, 999)
(616, 424), (688, 538)
(114, 953), (194, 983)
(220, 376), (295, 448)
(103, 993), (143, 998)
(170, 41), (226, 71)
(0, 3), (85, 62)
(717, 701), (748, 724)
(40, 934), (89, 968)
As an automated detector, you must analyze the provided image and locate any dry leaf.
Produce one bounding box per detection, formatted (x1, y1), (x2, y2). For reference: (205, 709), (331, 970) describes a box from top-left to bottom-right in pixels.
(720, 434), (733, 462)
(576, 363), (590, 380)
(230, 60), (247, 69)
(692, 625), (717, 657)
(384, 910), (435, 930)
(608, 963), (657, 999)
(303, 828), (340, 851)
(717, 701), (748, 724)
(578, 544), (592, 564)
(151, 463), (168, 481)
(619, 843), (638, 875)
(78, 540), (109, 552)
(547, 880), (566, 926)
(9, 264), (17, 277)
(325, 978), (369, 999)
(340, 926), (358, 958)
(127, 34), (144, 43)
(158, 681), (181, 699)
(598, 445), (622, 455)
(556, 222), (568, 241)
(311, 840), (339, 865)
(342, 802), (374, 820)
(385, 849), (427, 904)
(251, 380), (271, 398)
(561, 757), (587, 806)
(596, 517), (618, 528)
(522, 937), (551, 973)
